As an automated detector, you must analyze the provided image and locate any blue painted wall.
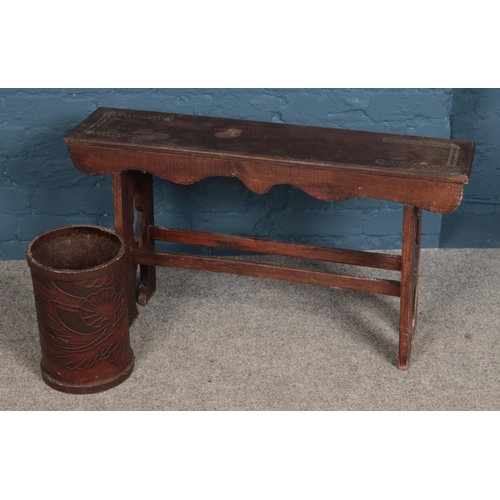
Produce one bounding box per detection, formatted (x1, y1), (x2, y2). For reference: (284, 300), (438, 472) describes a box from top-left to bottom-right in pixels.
(0, 88), (452, 259)
(439, 89), (500, 248)
(450, 89), (500, 213)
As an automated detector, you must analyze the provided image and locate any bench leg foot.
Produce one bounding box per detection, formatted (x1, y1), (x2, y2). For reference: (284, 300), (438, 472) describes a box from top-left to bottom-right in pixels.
(398, 205), (422, 370)
(113, 171), (139, 325)
(135, 172), (156, 306)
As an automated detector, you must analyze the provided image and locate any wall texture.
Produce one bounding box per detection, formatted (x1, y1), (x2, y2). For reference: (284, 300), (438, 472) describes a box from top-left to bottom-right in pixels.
(0, 88), (452, 259)
(439, 89), (500, 248)
(450, 89), (500, 213)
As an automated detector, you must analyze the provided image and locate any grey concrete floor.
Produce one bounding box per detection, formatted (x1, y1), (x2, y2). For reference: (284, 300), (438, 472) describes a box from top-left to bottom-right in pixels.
(1, 249), (499, 410)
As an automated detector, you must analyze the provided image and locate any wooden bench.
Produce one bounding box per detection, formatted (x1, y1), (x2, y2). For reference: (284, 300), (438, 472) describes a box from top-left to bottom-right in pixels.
(64, 107), (475, 369)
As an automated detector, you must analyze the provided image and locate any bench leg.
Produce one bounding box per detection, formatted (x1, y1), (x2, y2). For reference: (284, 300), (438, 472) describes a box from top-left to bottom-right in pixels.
(113, 171), (139, 325)
(135, 172), (157, 306)
(398, 205), (422, 370)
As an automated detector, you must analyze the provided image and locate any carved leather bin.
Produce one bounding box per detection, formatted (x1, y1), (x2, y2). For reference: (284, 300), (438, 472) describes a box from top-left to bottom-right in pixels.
(26, 225), (134, 394)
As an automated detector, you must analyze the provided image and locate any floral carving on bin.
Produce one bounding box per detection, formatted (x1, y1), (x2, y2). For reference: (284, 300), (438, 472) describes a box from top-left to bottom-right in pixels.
(81, 288), (124, 328)
(32, 273), (130, 370)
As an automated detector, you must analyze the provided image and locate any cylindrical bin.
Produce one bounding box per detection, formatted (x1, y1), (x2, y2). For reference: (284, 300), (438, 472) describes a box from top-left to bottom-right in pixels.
(26, 225), (134, 394)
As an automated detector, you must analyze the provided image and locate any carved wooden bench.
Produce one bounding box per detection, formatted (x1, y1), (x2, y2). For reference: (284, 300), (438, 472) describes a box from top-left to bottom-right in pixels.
(64, 107), (474, 369)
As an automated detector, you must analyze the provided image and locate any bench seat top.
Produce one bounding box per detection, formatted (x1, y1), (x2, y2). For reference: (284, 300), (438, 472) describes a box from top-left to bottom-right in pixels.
(64, 107), (474, 185)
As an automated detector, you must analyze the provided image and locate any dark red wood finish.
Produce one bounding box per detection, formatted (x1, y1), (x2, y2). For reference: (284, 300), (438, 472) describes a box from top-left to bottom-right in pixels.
(131, 248), (401, 297)
(112, 171), (138, 324)
(64, 108), (473, 183)
(26, 225), (134, 393)
(149, 227), (402, 271)
(399, 206), (423, 369)
(64, 107), (475, 370)
(134, 172), (156, 306)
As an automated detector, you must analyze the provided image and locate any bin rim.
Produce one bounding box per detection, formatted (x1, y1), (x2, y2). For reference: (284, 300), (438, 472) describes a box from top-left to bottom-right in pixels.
(26, 224), (126, 281)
